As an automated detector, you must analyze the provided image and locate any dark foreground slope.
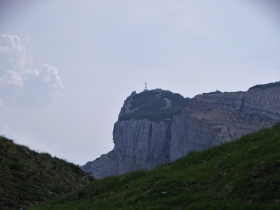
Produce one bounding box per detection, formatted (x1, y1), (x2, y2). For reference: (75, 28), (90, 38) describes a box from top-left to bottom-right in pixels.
(0, 136), (94, 210)
(30, 124), (280, 210)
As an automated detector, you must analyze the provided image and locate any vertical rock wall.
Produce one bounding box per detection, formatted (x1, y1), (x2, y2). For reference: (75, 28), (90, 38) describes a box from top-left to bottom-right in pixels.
(113, 119), (171, 174)
(81, 84), (280, 179)
(170, 86), (280, 161)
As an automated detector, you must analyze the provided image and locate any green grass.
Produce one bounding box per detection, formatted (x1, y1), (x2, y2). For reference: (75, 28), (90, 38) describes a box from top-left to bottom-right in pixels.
(0, 136), (94, 210)
(30, 124), (280, 209)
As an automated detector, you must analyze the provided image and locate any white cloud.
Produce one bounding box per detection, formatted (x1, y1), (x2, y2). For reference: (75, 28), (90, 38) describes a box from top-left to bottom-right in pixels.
(0, 70), (24, 87)
(0, 34), (64, 108)
(0, 34), (32, 71)
(38, 64), (64, 90)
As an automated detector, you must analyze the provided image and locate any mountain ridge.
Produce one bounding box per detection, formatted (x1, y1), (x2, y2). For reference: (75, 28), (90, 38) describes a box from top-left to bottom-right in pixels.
(82, 82), (280, 179)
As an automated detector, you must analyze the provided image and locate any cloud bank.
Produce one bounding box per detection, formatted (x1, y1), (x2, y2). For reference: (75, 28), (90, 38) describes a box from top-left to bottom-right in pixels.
(0, 34), (63, 108)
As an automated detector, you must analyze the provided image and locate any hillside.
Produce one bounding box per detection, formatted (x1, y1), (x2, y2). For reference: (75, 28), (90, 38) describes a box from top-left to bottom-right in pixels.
(0, 136), (94, 210)
(30, 124), (280, 209)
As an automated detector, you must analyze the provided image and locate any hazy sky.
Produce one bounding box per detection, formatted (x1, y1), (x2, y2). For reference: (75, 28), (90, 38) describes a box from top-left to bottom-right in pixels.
(0, 0), (279, 165)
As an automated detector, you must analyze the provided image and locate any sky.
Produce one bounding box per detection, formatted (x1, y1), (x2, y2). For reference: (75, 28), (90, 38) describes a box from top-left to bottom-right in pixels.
(0, 0), (279, 165)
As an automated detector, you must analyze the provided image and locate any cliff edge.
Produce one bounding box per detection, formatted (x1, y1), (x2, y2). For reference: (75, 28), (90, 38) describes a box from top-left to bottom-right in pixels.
(81, 82), (280, 179)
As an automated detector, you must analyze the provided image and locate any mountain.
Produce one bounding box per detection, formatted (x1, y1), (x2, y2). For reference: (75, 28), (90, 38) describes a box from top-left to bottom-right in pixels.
(30, 124), (280, 209)
(0, 136), (94, 210)
(82, 82), (280, 179)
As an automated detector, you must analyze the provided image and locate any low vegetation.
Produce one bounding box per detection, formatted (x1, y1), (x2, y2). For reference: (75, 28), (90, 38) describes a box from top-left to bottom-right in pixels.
(0, 136), (94, 210)
(120, 107), (185, 122)
(30, 124), (280, 209)
(120, 90), (190, 122)
(248, 81), (280, 90)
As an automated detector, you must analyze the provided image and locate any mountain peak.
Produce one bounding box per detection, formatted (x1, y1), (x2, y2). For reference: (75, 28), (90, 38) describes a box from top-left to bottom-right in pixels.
(118, 89), (190, 122)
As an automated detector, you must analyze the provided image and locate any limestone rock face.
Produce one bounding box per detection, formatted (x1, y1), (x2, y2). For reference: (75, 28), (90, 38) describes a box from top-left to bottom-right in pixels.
(170, 86), (280, 161)
(81, 84), (280, 179)
(81, 151), (118, 179)
(113, 119), (171, 174)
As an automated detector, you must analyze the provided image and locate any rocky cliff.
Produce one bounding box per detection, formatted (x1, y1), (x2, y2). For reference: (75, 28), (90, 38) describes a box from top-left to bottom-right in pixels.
(81, 82), (280, 179)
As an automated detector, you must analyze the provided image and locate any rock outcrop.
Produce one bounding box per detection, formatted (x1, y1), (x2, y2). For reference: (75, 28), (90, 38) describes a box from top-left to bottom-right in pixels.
(81, 82), (280, 179)
(170, 86), (280, 161)
(113, 119), (172, 174)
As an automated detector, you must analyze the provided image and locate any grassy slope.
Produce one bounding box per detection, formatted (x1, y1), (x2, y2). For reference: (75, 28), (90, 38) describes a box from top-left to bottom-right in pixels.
(30, 124), (280, 210)
(0, 136), (94, 210)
